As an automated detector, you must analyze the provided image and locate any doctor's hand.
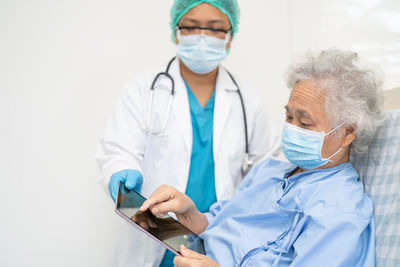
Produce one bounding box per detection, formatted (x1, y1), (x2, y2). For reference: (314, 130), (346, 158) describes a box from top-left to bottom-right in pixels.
(174, 245), (220, 267)
(108, 169), (143, 202)
(140, 185), (208, 235)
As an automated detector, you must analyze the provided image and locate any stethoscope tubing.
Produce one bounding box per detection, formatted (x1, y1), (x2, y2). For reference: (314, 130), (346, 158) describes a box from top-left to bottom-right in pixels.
(148, 57), (252, 174)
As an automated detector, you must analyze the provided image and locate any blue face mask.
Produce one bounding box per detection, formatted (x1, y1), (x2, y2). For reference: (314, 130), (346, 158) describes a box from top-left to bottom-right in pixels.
(176, 33), (227, 74)
(282, 121), (344, 170)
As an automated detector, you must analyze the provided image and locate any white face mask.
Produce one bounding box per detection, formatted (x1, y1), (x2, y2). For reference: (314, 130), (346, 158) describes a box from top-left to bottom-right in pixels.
(282, 122), (344, 170)
(176, 33), (227, 74)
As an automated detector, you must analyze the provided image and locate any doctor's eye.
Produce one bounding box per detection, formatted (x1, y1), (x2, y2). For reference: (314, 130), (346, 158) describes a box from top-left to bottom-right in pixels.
(183, 27), (197, 33)
(177, 26), (231, 39)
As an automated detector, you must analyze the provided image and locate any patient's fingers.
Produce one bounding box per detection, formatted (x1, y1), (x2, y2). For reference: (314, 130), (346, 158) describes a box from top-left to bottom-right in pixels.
(140, 185), (175, 212)
(179, 245), (203, 259)
(150, 199), (180, 216)
(174, 245), (220, 267)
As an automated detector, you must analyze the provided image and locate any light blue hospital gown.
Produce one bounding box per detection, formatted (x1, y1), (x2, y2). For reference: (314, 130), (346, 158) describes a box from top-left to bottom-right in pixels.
(200, 159), (375, 267)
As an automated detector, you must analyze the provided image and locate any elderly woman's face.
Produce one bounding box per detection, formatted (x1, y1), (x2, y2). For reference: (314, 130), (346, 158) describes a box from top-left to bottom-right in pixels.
(285, 81), (355, 168)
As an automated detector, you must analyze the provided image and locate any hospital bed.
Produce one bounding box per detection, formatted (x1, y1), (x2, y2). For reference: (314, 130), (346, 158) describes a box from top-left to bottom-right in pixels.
(351, 86), (400, 267)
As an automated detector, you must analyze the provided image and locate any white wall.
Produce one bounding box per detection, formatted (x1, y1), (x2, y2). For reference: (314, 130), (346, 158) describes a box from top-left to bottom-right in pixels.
(290, 0), (400, 91)
(0, 1), (399, 266)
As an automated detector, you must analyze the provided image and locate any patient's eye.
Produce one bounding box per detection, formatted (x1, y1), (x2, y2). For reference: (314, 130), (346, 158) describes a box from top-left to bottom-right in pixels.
(299, 119), (315, 129)
(300, 122), (311, 127)
(285, 114), (293, 122)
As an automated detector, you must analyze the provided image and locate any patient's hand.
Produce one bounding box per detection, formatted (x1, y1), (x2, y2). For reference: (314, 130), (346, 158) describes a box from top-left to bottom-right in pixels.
(174, 245), (220, 267)
(140, 185), (208, 235)
(140, 185), (194, 217)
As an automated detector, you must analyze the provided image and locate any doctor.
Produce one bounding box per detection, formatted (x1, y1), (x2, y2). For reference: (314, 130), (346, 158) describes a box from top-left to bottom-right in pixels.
(96, 0), (279, 266)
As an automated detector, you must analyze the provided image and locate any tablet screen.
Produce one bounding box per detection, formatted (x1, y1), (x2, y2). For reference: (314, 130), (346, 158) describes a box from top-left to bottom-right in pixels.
(115, 182), (205, 255)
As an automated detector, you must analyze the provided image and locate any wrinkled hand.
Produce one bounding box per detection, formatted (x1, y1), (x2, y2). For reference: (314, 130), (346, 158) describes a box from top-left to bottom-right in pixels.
(140, 185), (195, 217)
(174, 245), (220, 267)
(140, 185), (208, 235)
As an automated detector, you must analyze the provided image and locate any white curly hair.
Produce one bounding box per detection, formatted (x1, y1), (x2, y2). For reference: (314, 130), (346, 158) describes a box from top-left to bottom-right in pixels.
(286, 48), (384, 154)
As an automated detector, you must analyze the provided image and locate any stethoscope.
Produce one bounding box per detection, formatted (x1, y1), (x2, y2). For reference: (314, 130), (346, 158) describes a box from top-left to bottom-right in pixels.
(144, 57), (253, 176)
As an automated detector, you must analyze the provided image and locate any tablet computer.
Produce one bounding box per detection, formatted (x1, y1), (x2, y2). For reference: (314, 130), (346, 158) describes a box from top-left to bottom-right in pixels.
(115, 182), (205, 256)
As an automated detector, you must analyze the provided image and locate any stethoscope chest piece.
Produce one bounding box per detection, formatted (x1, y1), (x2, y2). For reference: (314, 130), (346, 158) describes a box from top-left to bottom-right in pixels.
(242, 153), (253, 177)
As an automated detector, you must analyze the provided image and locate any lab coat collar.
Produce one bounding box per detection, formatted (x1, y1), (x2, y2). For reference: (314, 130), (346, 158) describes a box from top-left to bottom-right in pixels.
(217, 65), (239, 92)
(166, 58), (193, 154)
(213, 66), (238, 158)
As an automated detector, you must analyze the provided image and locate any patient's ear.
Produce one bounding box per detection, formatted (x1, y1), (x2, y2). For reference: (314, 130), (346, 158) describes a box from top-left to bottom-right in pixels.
(341, 126), (356, 148)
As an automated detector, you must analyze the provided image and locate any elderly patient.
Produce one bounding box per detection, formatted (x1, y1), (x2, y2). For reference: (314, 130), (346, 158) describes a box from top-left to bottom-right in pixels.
(139, 49), (384, 267)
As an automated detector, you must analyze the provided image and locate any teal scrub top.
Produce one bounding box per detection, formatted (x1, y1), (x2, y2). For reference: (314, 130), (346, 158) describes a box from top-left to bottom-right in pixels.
(160, 81), (217, 267)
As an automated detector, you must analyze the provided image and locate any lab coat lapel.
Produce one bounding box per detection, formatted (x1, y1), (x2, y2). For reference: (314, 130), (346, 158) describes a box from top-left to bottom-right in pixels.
(169, 59), (193, 153)
(213, 67), (238, 159)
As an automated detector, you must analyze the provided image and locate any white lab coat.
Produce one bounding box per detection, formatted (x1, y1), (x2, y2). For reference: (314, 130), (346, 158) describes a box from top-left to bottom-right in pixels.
(96, 58), (280, 267)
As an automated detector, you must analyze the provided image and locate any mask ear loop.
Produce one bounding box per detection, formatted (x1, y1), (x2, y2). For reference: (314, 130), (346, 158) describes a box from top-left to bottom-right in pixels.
(326, 147), (343, 161)
(325, 122), (345, 136)
(323, 122), (346, 161)
(224, 30), (231, 44)
(176, 27), (181, 41)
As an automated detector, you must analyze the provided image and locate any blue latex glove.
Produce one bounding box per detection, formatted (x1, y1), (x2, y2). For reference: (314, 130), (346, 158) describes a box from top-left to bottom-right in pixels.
(109, 169), (143, 202)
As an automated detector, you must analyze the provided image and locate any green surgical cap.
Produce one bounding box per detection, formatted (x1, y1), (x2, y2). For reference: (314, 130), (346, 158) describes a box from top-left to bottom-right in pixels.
(170, 0), (240, 41)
